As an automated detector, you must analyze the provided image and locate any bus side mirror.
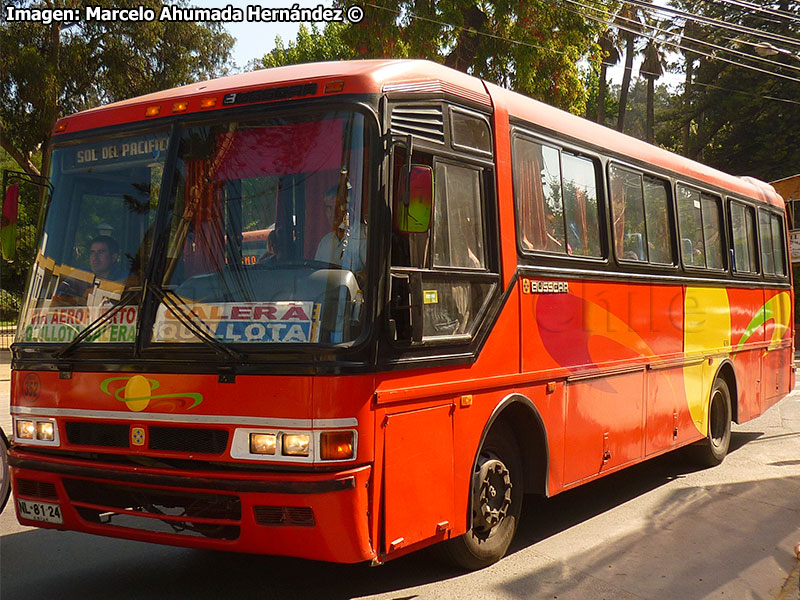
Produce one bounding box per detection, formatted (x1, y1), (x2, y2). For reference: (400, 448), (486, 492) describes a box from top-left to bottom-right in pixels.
(395, 165), (433, 234)
(1, 183), (19, 262)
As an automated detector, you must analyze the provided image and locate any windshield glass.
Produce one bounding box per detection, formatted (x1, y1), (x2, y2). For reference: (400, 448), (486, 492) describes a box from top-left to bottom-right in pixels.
(17, 130), (168, 344)
(152, 110), (370, 345)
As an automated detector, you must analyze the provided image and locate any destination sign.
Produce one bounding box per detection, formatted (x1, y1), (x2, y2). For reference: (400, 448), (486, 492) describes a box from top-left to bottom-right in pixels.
(62, 133), (169, 170)
(153, 301), (321, 344)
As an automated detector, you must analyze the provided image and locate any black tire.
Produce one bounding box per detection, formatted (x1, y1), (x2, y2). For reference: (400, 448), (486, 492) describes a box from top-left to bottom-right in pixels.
(0, 427), (10, 514)
(693, 377), (732, 467)
(440, 422), (523, 570)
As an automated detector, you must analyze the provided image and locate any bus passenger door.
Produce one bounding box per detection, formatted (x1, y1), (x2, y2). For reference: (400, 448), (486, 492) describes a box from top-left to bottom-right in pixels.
(381, 404), (455, 555)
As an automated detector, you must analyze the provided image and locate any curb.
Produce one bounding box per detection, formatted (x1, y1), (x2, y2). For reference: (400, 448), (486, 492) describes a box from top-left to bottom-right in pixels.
(777, 558), (800, 600)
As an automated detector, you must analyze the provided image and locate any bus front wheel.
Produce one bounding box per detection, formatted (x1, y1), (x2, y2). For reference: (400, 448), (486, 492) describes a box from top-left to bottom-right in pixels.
(694, 378), (732, 467)
(441, 422), (523, 570)
(0, 427), (10, 514)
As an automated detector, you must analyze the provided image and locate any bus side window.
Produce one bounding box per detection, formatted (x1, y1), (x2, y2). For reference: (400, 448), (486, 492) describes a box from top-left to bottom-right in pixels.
(759, 210), (775, 274)
(512, 136), (601, 258)
(643, 176), (673, 264)
(760, 210), (787, 277)
(678, 185), (707, 268)
(610, 165), (646, 262)
(433, 162), (485, 269)
(561, 153), (601, 258)
(770, 214), (787, 277)
(701, 193), (724, 270)
(422, 161), (491, 338)
(730, 201), (757, 274)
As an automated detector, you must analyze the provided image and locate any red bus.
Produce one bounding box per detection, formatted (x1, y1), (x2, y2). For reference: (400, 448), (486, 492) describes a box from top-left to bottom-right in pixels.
(6, 60), (793, 569)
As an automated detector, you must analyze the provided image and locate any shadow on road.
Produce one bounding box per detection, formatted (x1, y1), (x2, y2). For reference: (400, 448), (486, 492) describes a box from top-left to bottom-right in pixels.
(1, 431), (796, 600)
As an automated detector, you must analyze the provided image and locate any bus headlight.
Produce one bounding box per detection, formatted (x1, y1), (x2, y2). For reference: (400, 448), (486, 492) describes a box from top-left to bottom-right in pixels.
(36, 421), (55, 441)
(282, 433), (310, 457)
(16, 420), (35, 440)
(14, 417), (58, 445)
(250, 433), (276, 455)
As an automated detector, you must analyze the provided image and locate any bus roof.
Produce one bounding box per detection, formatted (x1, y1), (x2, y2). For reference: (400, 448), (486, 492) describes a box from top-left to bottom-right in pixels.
(54, 59), (783, 209)
(486, 81), (784, 208)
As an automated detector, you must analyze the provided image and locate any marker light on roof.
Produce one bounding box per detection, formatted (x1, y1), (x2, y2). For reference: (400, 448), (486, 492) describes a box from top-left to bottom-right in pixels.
(145, 105), (161, 117)
(54, 121), (67, 133)
(200, 97), (217, 109)
(324, 80), (345, 94)
(172, 101), (189, 113)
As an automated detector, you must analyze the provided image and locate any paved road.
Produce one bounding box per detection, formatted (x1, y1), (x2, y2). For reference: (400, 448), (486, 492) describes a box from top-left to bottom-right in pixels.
(0, 358), (798, 599)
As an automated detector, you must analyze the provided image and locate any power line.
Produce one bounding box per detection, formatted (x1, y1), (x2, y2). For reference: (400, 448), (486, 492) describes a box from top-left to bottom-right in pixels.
(683, 77), (800, 105)
(361, 2), (800, 106)
(614, 0), (800, 49)
(715, 0), (800, 25)
(566, 0), (800, 75)
(559, 0), (800, 84)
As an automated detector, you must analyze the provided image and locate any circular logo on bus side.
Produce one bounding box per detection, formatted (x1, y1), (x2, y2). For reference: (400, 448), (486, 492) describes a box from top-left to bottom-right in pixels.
(22, 374), (41, 402)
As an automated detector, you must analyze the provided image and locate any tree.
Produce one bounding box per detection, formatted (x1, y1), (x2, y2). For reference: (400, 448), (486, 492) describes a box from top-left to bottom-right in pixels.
(326, 0), (610, 114)
(666, 0), (800, 180)
(0, 0), (234, 179)
(252, 23), (355, 70)
(597, 29), (620, 126)
(614, 3), (643, 132)
(640, 37), (664, 143)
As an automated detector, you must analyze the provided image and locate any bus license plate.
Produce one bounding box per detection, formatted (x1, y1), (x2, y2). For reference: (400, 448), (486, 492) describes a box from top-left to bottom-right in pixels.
(18, 499), (63, 524)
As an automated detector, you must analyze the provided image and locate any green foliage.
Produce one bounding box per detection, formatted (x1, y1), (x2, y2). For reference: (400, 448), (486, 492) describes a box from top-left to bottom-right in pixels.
(254, 23), (356, 69)
(254, 1), (612, 114)
(0, 0), (234, 177)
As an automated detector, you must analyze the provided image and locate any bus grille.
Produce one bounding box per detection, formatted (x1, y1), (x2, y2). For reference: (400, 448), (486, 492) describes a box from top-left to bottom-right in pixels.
(16, 478), (59, 500)
(148, 427), (229, 454)
(64, 422), (229, 455)
(65, 422), (129, 447)
(63, 478), (241, 540)
(253, 505), (315, 527)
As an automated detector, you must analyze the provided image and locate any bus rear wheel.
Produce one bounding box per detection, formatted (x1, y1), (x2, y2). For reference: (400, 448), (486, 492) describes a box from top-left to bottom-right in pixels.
(440, 422), (523, 570)
(693, 377), (732, 467)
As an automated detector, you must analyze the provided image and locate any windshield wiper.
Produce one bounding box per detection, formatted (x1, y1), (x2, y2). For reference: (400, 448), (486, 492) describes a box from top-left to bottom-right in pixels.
(148, 284), (243, 362)
(53, 288), (140, 359)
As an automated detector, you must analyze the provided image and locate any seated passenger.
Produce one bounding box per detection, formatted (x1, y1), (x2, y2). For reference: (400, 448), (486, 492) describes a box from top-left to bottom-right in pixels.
(314, 185), (366, 272)
(257, 229), (284, 265)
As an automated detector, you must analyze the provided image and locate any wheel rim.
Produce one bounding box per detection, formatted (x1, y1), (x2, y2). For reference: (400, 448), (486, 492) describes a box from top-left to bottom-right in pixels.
(709, 388), (726, 447)
(472, 457), (513, 534)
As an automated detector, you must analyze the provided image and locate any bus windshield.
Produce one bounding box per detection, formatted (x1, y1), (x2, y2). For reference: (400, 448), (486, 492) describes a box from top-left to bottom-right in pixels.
(17, 130), (168, 345)
(17, 110), (372, 348)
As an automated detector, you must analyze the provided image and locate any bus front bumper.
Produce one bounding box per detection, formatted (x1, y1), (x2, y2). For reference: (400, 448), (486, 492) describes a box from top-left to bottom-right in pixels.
(9, 449), (375, 563)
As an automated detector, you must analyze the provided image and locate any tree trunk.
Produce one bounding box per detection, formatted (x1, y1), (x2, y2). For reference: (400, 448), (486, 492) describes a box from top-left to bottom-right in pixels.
(616, 34), (635, 133)
(646, 76), (654, 143)
(682, 57), (694, 157)
(597, 63), (608, 125)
